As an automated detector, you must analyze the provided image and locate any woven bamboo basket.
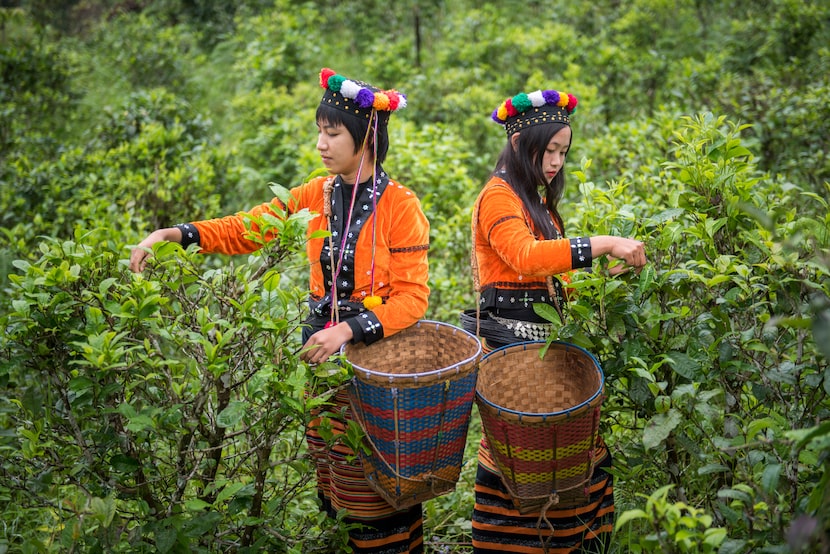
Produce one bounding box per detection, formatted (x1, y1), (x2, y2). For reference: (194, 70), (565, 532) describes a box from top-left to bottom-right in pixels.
(476, 340), (605, 513)
(344, 320), (482, 509)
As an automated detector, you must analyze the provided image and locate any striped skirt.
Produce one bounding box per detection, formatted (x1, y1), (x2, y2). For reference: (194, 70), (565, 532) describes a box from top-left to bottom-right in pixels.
(306, 388), (424, 553)
(471, 437), (614, 553)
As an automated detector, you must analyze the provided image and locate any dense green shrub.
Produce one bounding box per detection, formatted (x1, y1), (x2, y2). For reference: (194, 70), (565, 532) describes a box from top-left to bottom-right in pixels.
(542, 114), (830, 551)
(0, 211), (354, 552)
(222, 83), (318, 211)
(86, 15), (198, 94)
(0, 17), (78, 160)
(0, 89), (233, 257)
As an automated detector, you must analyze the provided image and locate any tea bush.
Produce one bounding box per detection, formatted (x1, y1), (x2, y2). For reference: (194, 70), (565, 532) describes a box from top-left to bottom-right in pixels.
(1, 1), (829, 552)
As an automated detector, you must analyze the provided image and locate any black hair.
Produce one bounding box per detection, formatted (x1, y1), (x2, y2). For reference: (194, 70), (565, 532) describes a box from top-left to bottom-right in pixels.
(493, 122), (571, 239)
(315, 103), (390, 165)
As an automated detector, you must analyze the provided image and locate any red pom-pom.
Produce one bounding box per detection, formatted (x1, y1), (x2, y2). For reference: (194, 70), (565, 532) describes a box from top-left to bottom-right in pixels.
(387, 91), (400, 111)
(320, 68), (336, 89)
(505, 98), (518, 117)
(324, 320), (335, 329)
(566, 94), (578, 112)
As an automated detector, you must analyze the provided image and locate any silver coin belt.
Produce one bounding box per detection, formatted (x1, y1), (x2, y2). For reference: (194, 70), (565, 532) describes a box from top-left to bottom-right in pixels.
(491, 314), (555, 341)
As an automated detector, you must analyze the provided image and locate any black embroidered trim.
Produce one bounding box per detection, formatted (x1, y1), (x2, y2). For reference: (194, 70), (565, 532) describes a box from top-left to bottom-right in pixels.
(308, 296), (364, 318)
(487, 215), (522, 243)
(570, 236), (592, 269)
(478, 286), (553, 310)
(307, 296), (385, 345)
(319, 171), (390, 311)
(485, 280), (550, 290)
(389, 244), (429, 254)
(175, 223), (200, 248)
(346, 311), (384, 345)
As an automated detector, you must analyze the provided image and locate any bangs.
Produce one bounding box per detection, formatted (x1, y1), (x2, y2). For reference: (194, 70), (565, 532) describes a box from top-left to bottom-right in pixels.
(316, 102), (349, 128)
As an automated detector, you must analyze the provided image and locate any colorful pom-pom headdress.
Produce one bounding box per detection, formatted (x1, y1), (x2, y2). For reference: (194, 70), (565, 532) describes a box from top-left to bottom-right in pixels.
(492, 89), (578, 136)
(319, 67), (407, 123)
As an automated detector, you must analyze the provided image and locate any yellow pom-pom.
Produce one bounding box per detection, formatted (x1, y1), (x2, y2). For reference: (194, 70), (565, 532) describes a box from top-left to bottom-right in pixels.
(363, 295), (383, 310)
(373, 92), (390, 110)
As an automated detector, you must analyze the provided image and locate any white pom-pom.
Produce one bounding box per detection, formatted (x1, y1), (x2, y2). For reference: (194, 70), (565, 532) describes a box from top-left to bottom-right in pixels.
(340, 80), (361, 99)
(528, 90), (545, 107)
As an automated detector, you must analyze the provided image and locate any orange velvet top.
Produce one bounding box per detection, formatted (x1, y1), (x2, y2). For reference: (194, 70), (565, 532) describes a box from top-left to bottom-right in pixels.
(187, 174), (430, 343)
(472, 175), (591, 314)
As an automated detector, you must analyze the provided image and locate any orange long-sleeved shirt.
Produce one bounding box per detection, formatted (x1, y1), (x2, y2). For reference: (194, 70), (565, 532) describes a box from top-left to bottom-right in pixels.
(472, 175), (591, 314)
(186, 174), (430, 344)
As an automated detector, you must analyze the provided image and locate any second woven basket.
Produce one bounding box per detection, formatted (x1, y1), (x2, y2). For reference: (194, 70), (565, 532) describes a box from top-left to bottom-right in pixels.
(476, 340), (605, 513)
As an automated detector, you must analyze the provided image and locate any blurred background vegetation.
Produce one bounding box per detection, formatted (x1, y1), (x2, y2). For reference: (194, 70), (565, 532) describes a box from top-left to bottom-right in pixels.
(1, 0), (828, 552)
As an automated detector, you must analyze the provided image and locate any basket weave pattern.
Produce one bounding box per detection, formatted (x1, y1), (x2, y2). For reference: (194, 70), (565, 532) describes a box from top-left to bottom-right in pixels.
(476, 341), (605, 513)
(346, 320), (482, 510)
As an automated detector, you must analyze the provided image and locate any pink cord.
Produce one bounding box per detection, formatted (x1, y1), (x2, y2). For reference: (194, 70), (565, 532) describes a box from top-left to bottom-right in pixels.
(329, 111), (378, 318)
(368, 115), (379, 297)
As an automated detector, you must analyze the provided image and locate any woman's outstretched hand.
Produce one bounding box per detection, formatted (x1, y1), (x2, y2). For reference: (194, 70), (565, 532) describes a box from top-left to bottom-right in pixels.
(591, 235), (647, 275)
(301, 322), (355, 364)
(129, 227), (183, 273)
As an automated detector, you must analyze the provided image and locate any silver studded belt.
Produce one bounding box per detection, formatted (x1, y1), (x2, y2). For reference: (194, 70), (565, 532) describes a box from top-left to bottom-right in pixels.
(490, 314), (555, 341)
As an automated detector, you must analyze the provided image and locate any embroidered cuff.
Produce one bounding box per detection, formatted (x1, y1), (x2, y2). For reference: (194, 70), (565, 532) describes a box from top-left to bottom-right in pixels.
(175, 223), (200, 248)
(570, 237), (592, 268)
(346, 312), (384, 346)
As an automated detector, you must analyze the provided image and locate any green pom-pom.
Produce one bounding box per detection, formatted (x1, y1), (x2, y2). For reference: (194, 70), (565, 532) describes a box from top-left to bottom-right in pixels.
(328, 75), (345, 92)
(511, 93), (532, 113)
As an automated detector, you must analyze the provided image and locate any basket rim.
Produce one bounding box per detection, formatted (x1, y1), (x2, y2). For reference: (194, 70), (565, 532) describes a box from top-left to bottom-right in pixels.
(476, 340), (604, 419)
(344, 320), (482, 380)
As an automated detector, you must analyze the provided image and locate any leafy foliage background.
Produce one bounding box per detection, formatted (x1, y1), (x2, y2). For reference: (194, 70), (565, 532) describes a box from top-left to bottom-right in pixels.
(1, 1), (828, 552)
